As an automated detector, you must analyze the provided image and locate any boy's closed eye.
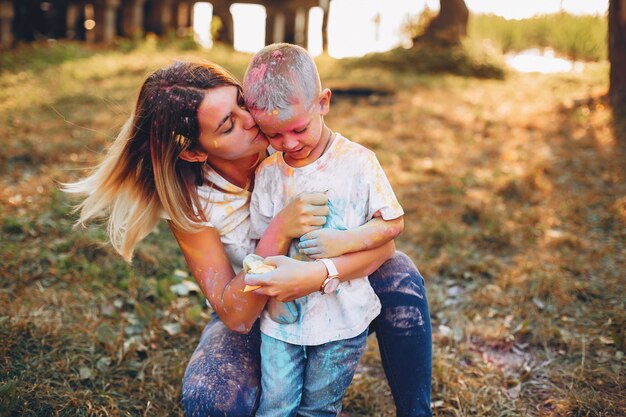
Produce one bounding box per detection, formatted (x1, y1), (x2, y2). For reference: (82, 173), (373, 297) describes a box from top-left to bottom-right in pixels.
(265, 125), (309, 139)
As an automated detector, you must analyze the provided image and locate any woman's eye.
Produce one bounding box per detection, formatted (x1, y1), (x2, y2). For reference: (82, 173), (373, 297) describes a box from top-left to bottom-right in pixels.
(224, 120), (234, 134)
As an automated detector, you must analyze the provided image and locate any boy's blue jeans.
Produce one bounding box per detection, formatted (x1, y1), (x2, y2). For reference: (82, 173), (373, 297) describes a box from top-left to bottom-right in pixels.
(182, 251), (432, 417)
(256, 330), (368, 417)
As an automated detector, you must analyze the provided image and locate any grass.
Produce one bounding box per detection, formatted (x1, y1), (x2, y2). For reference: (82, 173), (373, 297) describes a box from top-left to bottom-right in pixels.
(468, 13), (608, 62)
(1, 40), (625, 416)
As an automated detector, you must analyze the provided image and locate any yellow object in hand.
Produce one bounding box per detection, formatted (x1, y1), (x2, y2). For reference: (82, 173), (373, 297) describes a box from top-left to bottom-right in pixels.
(242, 254), (275, 292)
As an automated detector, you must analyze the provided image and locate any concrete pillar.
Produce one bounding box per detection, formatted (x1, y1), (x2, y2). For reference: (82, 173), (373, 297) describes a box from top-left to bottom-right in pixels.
(283, 9), (296, 45)
(295, 7), (307, 47)
(265, 7), (276, 45)
(212, 4), (233, 46)
(94, 0), (121, 43)
(66, 4), (80, 39)
(174, 1), (193, 36)
(176, 1), (190, 27)
(121, 0), (146, 37)
(148, 0), (175, 36)
(320, 0), (330, 52)
(0, 0), (14, 46)
(273, 12), (285, 44)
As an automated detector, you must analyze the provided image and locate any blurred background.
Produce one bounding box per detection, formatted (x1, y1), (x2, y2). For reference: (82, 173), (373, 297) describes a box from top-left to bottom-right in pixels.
(1, 1), (624, 416)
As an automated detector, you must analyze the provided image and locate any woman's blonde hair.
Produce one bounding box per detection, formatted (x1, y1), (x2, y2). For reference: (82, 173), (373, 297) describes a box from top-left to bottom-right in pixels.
(63, 61), (241, 261)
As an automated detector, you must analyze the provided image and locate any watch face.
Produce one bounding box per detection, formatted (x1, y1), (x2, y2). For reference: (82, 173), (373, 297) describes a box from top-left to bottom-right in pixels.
(323, 277), (340, 294)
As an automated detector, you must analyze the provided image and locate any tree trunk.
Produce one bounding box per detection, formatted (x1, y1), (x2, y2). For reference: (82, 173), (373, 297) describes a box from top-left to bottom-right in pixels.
(422, 0), (469, 44)
(320, 0), (329, 52)
(609, 0), (626, 112)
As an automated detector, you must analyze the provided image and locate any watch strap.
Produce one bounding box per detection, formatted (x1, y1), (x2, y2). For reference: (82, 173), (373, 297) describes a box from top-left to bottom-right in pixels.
(316, 258), (339, 294)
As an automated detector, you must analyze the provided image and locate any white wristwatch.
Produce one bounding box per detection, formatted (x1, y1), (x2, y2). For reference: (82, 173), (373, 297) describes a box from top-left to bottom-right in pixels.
(317, 258), (340, 295)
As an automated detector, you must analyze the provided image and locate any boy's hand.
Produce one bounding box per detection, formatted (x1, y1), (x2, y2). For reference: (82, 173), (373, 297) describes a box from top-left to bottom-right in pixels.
(298, 229), (352, 259)
(277, 192), (329, 238)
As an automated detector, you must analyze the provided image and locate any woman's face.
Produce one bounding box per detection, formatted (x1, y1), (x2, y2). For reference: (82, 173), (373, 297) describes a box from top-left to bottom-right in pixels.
(195, 85), (269, 161)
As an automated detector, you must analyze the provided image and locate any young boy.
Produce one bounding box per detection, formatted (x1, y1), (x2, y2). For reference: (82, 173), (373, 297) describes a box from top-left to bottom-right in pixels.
(244, 43), (405, 416)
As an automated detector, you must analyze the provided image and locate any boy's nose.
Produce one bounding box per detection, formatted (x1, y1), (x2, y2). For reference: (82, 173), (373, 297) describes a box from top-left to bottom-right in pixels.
(281, 135), (300, 151)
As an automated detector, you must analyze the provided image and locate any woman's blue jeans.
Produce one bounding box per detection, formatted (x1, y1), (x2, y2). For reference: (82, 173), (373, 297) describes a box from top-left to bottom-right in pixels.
(182, 251), (432, 417)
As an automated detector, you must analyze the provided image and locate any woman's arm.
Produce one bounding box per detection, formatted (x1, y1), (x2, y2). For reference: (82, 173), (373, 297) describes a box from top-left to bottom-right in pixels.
(168, 223), (268, 333)
(245, 240), (396, 302)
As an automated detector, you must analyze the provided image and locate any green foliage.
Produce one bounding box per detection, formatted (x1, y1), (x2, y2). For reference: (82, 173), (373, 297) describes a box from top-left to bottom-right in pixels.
(343, 38), (505, 79)
(468, 13), (607, 61)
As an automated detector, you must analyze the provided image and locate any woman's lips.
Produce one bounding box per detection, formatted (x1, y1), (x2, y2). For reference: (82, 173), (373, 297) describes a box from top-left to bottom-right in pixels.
(252, 129), (267, 143)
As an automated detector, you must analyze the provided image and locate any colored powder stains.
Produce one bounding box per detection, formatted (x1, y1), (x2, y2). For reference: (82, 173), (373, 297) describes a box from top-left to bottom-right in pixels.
(323, 199), (347, 231)
(276, 105), (294, 121)
(245, 63), (272, 102)
(246, 63), (267, 85)
(268, 299), (299, 324)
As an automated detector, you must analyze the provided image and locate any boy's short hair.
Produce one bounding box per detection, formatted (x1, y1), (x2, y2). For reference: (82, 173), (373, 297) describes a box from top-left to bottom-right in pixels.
(243, 43), (321, 112)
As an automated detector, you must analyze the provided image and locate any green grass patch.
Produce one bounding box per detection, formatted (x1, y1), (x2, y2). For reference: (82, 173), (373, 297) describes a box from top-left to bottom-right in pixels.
(469, 12), (608, 61)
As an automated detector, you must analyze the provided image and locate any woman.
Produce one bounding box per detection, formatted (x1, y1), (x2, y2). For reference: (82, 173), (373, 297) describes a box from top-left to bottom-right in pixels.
(65, 60), (432, 417)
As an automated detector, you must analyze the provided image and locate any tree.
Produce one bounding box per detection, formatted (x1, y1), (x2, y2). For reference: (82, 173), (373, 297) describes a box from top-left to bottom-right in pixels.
(609, 0), (626, 112)
(421, 0), (469, 44)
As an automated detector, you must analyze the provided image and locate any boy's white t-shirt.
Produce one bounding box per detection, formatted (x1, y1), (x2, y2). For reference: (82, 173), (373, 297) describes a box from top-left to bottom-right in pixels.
(250, 133), (404, 346)
(164, 164), (256, 274)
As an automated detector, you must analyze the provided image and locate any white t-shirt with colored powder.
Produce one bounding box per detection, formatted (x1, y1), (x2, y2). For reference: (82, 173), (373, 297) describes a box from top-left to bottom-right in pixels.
(164, 164), (256, 274)
(250, 133), (404, 346)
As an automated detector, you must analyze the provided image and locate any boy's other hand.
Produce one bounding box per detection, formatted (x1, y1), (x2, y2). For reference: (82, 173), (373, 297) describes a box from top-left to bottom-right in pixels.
(299, 229), (351, 259)
(277, 192), (329, 239)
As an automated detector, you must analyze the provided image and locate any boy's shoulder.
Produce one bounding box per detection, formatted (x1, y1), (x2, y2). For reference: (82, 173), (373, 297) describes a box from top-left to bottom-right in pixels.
(255, 152), (283, 175)
(333, 134), (377, 162)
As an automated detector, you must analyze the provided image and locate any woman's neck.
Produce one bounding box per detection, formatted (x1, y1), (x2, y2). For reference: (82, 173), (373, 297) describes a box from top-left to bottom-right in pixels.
(207, 152), (263, 190)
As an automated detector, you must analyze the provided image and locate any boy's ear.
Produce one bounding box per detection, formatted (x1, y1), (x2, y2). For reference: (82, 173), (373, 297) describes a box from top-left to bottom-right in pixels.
(319, 88), (331, 116)
(179, 148), (209, 163)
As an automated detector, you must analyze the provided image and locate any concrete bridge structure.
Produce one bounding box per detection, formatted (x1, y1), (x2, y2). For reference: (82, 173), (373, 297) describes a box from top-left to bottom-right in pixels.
(0, 0), (331, 49)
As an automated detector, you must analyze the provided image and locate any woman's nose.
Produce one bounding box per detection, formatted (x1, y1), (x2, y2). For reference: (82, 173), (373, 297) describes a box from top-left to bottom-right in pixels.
(241, 109), (257, 130)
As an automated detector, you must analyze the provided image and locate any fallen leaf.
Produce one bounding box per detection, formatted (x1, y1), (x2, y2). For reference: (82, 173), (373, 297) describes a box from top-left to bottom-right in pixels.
(162, 323), (182, 336)
(79, 366), (92, 380)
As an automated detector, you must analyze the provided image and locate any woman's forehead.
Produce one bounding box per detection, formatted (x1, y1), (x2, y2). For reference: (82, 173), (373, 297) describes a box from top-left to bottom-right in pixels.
(198, 85), (238, 118)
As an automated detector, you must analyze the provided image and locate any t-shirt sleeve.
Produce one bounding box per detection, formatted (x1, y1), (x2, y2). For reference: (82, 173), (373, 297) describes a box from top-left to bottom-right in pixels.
(161, 209), (214, 228)
(249, 166), (274, 240)
(364, 151), (404, 221)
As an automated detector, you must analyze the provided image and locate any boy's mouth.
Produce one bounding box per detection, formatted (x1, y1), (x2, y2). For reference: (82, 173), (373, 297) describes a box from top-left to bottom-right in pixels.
(286, 146), (305, 156)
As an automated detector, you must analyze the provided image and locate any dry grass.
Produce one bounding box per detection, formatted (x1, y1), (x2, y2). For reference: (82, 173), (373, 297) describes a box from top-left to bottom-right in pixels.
(1, 41), (624, 417)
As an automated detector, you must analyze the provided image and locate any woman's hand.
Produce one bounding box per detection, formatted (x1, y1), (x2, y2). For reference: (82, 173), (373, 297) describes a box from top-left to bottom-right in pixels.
(276, 192), (329, 239)
(244, 256), (327, 302)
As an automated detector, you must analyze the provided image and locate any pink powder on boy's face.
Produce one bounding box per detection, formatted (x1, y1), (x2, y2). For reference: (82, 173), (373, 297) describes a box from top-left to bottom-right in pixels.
(249, 92), (327, 167)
